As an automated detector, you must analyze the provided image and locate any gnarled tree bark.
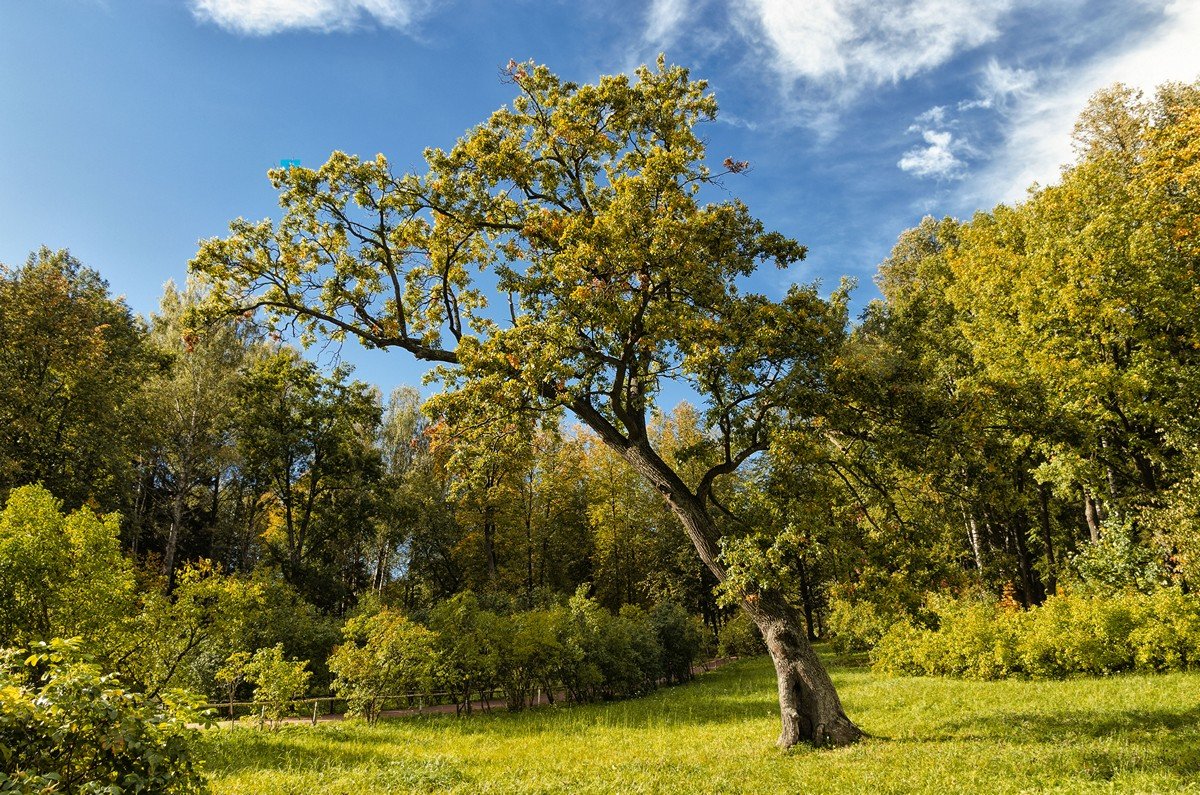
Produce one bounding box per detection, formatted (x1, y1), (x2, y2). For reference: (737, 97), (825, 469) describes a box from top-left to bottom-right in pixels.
(608, 426), (863, 748)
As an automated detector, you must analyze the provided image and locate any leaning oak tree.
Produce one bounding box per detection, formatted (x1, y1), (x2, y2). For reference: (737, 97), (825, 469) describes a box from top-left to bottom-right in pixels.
(192, 58), (862, 747)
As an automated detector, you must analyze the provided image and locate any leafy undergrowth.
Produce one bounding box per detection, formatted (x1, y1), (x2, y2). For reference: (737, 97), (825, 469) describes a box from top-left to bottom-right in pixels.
(201, 651), (1200, 794)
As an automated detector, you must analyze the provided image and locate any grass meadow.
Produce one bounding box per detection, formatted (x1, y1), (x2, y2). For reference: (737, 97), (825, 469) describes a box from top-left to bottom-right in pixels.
(201, 652), (1200, 794)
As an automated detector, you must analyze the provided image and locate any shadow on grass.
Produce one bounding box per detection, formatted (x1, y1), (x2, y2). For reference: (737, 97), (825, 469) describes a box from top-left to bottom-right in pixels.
(201, 725), (475, 789)
(915, 701), (1200, 741)
(872, 702), (1200, 780)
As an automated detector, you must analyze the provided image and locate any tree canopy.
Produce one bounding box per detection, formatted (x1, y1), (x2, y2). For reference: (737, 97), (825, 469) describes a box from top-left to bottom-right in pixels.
(192, 57), (860, 747)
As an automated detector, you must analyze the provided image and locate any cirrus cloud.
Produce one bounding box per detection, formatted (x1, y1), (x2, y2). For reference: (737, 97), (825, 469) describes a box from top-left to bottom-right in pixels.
(190, 0), (432, 36)
(736, 0), (1017, 100)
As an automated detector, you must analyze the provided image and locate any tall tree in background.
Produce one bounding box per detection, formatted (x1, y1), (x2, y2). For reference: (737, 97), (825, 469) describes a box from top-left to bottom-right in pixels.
(0, 248), (157, 513)
(369, 386), (427, 594)
(139, 281), (247, 587)
(193, 58), (861, 747)
(236, 349), (382, 608)
(847, 80), (1200, 604)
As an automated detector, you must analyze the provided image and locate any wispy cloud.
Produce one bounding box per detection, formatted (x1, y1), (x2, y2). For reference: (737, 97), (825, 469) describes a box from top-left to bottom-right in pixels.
(190, 0), (432, 36)
(739, 0), (1016, 102)
(909, 106), (948, 129)
(968, 0), (1200, 205)
(958, 60), (1037, 110)
(644, 0), (690, 47)
(895, 60), (1034, 181)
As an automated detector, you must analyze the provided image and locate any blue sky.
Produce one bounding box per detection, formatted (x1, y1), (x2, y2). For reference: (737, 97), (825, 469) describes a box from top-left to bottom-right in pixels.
(3, 0), (1199, 395)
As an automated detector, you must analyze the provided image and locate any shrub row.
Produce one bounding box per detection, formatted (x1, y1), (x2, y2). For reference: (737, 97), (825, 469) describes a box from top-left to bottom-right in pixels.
(870, 588), (1200, 679)
(326, 590), (711, 722)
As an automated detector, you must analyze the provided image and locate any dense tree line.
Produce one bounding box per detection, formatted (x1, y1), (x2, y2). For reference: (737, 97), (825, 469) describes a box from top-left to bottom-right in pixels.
(0, 255), (730, 713)
(0, 257), (723, 626)
(817, 80), (1200, 642)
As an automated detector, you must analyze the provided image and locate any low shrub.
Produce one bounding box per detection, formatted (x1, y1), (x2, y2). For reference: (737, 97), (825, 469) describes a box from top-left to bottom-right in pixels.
(827, 596), (905, 654)
(329, 611), (434, 723)
(0, 638), (208, 793)
(244, 644), (313, 728)
(652, 601), (704, 684)
(716, 612), (765, 658)
(871, 596), (1019, 679)
(1128, 588), (1200, 671)
(871, 587), (1200, 680)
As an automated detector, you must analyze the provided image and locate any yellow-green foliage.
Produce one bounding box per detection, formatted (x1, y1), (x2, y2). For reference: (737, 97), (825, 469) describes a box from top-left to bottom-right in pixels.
(328, 610), (435, 724)
(872, 588), (1200, 679)
(716, 612), (765, 658)
(826, 596), (904, 654)
(1, 639), (207, 794)
(245, 644), (312, 728)
(0, 484), (135, 648)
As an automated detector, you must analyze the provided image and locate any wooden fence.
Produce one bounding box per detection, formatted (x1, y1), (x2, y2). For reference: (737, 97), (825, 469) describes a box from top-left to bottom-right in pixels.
(201, 656), (736, 726)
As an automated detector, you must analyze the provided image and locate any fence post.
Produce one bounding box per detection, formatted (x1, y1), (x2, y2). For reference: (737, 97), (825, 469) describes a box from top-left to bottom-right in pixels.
(312, 700), (318, 726)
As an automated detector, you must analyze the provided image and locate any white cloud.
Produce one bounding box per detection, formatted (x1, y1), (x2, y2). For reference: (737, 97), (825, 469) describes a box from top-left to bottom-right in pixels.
(190, 0), (430, 35)
(959, 60), (1037, 110)
(899, 129), (965, 179)
(969, 0), (1200, 205)
(740, 0), (1016, 99)
(900, 103), (970, 179)
(644, 0), (690, 47)
(909, 105), (947, 130)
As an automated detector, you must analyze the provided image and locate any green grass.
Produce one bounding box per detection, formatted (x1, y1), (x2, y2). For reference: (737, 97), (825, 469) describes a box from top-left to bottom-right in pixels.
(201, 652), (1200, 794)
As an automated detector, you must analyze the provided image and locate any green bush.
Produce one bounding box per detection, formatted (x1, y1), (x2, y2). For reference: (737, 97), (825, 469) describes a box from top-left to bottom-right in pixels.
(493, 608), (568, 710)
(651, 601), (703, 684)
(418, 590), (710, 710)
(870, 596), (1019, 679)
(827, 596), (904, 654)
(428, 593), (501, 714)
(1129, 588), (1200, 671)
(245, 644), (312, 728)
(1067, 526), (1168, 594)
(716, 612), (765, 658)
(872, 588), (1200, 680)
(328, 610), (435, 724)
(1022, 592), (1136, 675)
(869, 619), (929, 676)
(617, 605), (664, 696)
(0, 639), (207, 793)
(0, 485), (136, 650)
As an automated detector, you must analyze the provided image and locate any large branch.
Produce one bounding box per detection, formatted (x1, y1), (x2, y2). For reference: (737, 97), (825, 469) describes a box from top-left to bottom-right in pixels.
(696, 439), (767, 505)
(237, 298), (458, 364)
(568, 395), (630, 452)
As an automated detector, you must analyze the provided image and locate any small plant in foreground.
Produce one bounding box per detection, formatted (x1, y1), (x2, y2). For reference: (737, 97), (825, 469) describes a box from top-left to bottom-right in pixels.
(0, 638), (208, 793)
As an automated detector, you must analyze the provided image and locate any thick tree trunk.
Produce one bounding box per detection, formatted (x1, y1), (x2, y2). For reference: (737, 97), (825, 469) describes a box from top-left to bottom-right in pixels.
(611, 436), (863, 748)
(745, 592), (863, 748)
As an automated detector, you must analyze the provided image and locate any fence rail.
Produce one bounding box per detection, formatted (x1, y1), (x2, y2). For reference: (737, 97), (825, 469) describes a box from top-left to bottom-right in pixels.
(202, 690), (470, 724)
(201, 657), (736, 726)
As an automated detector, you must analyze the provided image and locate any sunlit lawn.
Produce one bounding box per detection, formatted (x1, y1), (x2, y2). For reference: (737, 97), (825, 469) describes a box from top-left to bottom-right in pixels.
(201, 651), (1200, 794)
